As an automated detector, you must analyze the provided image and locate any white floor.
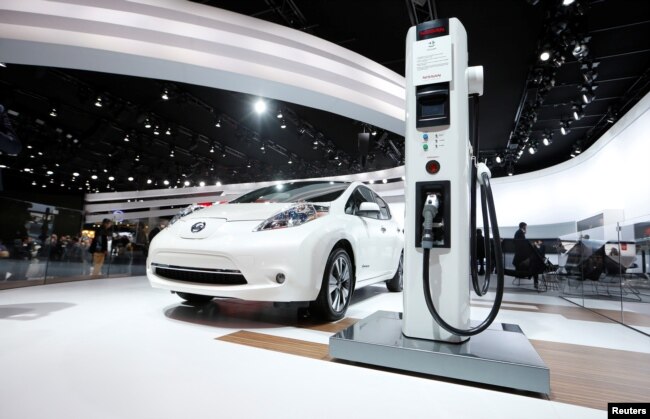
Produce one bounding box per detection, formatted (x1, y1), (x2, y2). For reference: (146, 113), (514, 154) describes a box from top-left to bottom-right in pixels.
(2, 276), (646, 419)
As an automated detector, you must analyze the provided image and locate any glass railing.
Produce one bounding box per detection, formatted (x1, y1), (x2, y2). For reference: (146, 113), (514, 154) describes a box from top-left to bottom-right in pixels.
(0, 196), (151, 288)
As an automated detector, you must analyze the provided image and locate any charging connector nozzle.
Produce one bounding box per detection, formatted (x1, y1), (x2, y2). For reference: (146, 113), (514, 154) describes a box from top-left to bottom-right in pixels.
(421, 194), (440, 249)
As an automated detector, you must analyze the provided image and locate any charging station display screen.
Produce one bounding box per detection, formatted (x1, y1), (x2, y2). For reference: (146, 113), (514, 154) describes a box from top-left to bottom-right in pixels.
(419, 97), (446, 118)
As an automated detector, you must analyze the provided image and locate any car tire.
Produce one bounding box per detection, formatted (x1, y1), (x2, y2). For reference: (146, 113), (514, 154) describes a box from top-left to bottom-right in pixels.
(386, 251), (403, 292)
(176, 292), (213, 305)
(311, 247), (354, 321)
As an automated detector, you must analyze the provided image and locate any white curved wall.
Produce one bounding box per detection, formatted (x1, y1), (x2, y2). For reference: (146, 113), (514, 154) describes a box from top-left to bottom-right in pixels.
(0, 0), (405, 134)
(483, 92), (650, 227)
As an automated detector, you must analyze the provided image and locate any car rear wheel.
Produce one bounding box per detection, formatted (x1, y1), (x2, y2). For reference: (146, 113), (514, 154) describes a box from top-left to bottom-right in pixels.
(311, 248), (354, 321)
(386, 251), (403, 292)
(176, 292), (213, 305)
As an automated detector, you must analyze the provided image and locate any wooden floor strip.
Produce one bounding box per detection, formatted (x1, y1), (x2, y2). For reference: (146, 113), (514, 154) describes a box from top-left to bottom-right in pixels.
(530, 339), (650, 411)
(218, 329), (650, 411)
(217, 330), (331, 361)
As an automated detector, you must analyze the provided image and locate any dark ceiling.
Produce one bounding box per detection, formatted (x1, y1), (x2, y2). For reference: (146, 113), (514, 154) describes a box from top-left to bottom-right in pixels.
(0, 0), (648, 195)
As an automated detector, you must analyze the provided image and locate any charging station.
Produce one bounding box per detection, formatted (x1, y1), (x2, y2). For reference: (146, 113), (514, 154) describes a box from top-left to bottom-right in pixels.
(330, 18), (550, 395)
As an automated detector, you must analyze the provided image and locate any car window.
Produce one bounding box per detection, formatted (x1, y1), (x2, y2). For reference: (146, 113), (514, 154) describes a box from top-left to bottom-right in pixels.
(344, 187), (378, 219)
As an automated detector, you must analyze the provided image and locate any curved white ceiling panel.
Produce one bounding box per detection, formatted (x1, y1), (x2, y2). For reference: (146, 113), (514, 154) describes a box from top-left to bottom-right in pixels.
(0, 0), (406, 134)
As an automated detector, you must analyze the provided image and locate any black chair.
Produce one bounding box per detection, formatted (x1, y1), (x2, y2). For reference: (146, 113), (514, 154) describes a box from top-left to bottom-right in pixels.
(502, 238), (547, 291)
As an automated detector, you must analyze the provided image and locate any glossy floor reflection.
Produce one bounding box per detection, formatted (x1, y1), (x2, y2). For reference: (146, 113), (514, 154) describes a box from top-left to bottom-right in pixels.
(1, 275), (645, 419)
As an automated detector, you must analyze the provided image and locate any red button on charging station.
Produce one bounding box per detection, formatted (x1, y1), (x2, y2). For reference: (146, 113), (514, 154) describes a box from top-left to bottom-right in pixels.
(426, 160), (440, 174)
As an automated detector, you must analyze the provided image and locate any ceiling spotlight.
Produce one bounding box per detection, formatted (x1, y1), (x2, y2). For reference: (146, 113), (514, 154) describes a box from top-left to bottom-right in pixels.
(161, 88), (169, 100)
(572, 104), (584, 121)
(574, 143), (582, 154)
(542, 131), (553, 146)
(216, 181), (222, 186)
(528, 143), (537, 155)
(260, 143), (266, 151)
(184, 180), (190, 186)
(108, 176), (115, 181)
(153, 126), (160, 135)
(165, 127), (171, 136)
(128, 177), (134, 181)
(210, 165), (215, 171)
(334, 155), (339, 160)
(581, 61), (600, 83)
(144, 118), (151, 129)
(135, 155), (140, 162)
(169, 148), (175, 157)
(199, 181), (205, 187)
(163, 180), (169, 185)
(580, 84), (597, 104)
(94, 96), (103, 107)
(371, 129), (377, 136)
(506, 162), (515, 176)
(103, 168), (108, 173)
(91, 174), (98, 180)
(123, 134), (130, 142)
(276, 109), (283, 119)
(215, 118), (221, 128)
(560, 120), (571, 135)
(539, 51), (550, 61)
(337, 161), (342, 166)
(288, 158), (293, 164)
(49, 107), (57, 117)
(72, 172), (80, 177)
(562, 0), (575, 5)
(146, 179), (152, 184)
(221, 152), (227, 158)
(280, 119), (287, 129)
(572, 37), (590, 61)
(254, 99), (267, 114)
(210, 145), (215, 153)
(495, 154), (503, 164)
(32, 181), (37, 186)
(46, 170), (53, 175)
(246, 161), (252, 168)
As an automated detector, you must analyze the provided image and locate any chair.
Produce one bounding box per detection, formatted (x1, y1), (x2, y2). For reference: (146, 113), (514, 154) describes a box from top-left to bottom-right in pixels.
(502, 239), (547, 291)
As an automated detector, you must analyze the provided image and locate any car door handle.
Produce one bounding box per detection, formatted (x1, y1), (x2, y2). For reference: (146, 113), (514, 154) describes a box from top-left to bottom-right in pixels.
(381, 227), (386, 233)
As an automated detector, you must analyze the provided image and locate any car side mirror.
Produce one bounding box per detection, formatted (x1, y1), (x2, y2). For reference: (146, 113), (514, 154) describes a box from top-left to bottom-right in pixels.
(358, 202), (380, 214)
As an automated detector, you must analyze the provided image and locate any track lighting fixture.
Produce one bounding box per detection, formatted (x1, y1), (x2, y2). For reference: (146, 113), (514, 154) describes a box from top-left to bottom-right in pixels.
(572, 104), (585, 121)
(560, 120), (571, 135)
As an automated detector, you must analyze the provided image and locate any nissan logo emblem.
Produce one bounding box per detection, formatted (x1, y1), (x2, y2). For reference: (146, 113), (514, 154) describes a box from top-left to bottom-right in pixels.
(191, 222), (206, 233)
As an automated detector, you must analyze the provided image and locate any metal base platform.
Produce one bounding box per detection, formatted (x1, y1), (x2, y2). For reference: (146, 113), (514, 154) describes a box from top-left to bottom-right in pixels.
(329, 311), (550, 394)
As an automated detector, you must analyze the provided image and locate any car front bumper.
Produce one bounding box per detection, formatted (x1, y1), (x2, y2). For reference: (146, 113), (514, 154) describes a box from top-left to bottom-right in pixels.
(146, 220), (329, 302)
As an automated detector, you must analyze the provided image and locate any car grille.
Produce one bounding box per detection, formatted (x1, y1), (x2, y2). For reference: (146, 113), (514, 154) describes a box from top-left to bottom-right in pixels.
(153, 264), (247, 285)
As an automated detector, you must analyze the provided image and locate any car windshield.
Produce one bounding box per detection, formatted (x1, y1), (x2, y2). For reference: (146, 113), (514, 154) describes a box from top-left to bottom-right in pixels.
(231, 181), (349, 203)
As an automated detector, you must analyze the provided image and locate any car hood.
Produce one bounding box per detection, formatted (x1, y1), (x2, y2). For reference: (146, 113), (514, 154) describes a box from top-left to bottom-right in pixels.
(184, 203), (298, 222)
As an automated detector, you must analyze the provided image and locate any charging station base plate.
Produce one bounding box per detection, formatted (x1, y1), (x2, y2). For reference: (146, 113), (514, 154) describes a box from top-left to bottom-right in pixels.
(329, 310), (550, 394)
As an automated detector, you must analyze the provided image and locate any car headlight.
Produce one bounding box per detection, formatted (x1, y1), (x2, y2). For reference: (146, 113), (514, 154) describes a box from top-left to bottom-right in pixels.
(169, 203), (206, 225)
(254, 204), (329, 231)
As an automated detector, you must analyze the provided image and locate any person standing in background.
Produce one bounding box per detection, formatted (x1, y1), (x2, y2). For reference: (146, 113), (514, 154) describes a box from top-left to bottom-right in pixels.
(91, 219), (112, 276)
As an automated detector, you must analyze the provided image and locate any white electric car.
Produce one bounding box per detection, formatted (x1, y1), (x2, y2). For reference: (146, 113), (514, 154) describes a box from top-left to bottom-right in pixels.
(147, 181), (404, 320)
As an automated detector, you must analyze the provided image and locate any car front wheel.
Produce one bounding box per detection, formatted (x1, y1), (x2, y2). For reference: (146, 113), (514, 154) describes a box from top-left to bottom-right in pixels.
(311, 248), (354, 321)
(176, 292), (213, 305)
